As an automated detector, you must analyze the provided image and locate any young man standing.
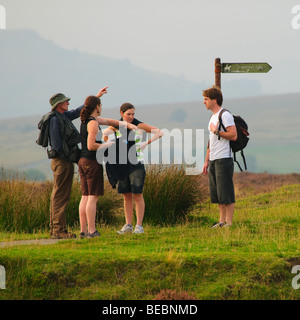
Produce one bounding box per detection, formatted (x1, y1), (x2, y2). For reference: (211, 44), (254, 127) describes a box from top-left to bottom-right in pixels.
(202, 86), (237, 227)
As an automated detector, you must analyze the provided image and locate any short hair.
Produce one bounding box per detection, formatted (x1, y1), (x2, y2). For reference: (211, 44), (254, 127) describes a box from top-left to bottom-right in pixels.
(202, 86), (223, 106)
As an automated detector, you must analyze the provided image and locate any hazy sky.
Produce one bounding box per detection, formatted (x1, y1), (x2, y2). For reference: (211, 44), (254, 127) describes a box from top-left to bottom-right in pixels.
(2, 0), (300, 95)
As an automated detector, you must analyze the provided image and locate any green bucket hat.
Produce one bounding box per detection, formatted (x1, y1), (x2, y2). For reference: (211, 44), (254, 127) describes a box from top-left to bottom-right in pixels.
(49, 93), (70, 110)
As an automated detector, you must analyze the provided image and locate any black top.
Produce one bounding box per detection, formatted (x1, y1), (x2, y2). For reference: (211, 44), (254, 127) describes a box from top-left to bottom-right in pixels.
(80, 117), (102, 161)
(105, 118), (143, 188)
(114, 117), (143, 146)
(113, 117), (143, 131)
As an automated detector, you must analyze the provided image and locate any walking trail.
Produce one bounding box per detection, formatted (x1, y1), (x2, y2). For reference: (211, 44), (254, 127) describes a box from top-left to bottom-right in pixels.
(0, 239), (63, 248)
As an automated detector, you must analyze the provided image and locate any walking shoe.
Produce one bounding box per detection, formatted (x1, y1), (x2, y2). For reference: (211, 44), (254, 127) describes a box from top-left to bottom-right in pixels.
(87, 230), (100, 238)
(51, 231), (77, 239)
(79, 232), (86, 239)
(117, 224), (133, 234)
(222, 223), (232, 228)
(132, 225), (144, 234)
(211, 222), (225, 229)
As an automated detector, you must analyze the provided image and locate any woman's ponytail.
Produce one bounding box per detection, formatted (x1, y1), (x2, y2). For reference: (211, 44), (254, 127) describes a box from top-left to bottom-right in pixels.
(80, 96), (101, 122)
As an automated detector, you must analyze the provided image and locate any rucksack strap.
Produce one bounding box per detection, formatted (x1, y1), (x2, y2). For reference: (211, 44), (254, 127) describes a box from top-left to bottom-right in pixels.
(233, 150), (247, 172)
(240, 149), (247, 171)
(233, 152), (243, 172)
(218, 108), (229, 140)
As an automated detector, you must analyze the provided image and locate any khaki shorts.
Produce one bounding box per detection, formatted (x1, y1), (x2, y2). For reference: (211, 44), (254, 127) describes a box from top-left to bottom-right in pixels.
(78, 158), (104, 196)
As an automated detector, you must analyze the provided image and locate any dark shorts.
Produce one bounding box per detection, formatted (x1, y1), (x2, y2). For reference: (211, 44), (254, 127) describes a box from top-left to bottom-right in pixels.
(78, 158), (104, 196)
(117, 163), (146, 194)
(209, 158), (235, 204)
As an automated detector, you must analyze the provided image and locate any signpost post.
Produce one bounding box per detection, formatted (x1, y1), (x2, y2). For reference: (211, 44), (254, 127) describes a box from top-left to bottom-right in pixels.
(214, 58), (272, 88)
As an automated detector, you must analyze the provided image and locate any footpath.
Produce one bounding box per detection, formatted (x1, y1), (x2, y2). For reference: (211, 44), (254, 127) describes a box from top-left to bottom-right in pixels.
(0, 239), (62, 248)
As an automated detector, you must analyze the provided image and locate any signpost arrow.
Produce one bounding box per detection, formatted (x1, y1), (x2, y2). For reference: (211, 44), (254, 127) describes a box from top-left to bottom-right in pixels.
(214, 58), (272, 88)
(221, 62), (272, 74)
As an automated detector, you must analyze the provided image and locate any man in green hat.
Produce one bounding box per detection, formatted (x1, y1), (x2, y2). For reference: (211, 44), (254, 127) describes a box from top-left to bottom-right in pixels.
(48, 87), (108, 239)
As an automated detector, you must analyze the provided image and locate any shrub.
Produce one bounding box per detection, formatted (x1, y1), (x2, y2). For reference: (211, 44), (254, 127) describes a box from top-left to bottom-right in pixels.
(143, 165), (207, 225)
(0, 179), (52, 232)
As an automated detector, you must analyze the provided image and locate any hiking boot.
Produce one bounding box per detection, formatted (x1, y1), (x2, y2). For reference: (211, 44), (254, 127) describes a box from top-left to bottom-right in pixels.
(132, 225), (144, 234)
(51, 231), (77, 239)
(211, 222), (225, 229)
(117, 224), (133, 234)
(87, 230), (100, 239)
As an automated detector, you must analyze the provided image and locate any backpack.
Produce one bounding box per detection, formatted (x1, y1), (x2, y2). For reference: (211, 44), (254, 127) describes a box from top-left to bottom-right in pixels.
(218, 108), (249, 171)
(36, 111), (81, 163)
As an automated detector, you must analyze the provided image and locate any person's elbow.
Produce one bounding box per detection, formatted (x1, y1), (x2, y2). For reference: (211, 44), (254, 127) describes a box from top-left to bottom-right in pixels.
(231, 132), (238, 141)
(87, 142), (97, 151)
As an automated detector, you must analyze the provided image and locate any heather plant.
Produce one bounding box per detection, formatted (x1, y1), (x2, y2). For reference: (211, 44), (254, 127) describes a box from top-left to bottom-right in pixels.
(153, 289), (196, 300)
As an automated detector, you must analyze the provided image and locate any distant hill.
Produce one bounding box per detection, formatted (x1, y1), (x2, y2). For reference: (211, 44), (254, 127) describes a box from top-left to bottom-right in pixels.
(0, 29), (263, 119)
(1, 29), (298, 178)
(0, 93), (299, 179)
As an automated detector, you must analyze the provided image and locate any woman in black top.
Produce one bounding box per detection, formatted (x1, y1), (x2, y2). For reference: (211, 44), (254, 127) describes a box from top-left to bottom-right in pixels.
(78, 95), (136, 238)
(103, 103), (164, 234)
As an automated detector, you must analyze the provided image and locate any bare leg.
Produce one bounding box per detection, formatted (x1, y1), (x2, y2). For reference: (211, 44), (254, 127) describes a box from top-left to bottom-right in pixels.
(133, 193), (145, 226)
(123, 193), (133, 225)
(225, 203), (235, 225)
(86, 195), (99, 234)
(79, 196), (88, 233)
(218, 204), (226, 224)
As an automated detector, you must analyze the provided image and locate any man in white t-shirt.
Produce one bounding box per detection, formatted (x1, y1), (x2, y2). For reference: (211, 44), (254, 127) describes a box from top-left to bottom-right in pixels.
(202, 86), (237, 227)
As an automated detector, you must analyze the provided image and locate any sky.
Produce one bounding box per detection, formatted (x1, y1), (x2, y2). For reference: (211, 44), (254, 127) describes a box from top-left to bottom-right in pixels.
(1, 0), (300, 95)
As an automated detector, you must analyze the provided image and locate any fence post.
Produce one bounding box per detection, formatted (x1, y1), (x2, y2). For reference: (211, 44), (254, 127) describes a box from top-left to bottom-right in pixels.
(215, 58), (221, 88)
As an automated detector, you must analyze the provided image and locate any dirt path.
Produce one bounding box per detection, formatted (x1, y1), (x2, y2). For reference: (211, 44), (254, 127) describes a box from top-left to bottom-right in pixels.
(0, 239), (63, 248)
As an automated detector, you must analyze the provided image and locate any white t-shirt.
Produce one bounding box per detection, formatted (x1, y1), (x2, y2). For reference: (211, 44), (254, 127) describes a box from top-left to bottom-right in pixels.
(208, 108), (235, 161)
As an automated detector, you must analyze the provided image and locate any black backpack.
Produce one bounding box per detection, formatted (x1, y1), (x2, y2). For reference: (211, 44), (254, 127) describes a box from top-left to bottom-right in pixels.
(218, 108), (249, 171)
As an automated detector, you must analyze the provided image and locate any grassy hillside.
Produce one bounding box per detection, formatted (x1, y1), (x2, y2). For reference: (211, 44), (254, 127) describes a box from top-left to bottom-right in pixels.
(0, 173), (299, 300)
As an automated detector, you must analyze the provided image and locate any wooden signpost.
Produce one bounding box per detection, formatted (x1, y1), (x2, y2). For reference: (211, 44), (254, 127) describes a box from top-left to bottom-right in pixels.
(215, 58), (272, 88)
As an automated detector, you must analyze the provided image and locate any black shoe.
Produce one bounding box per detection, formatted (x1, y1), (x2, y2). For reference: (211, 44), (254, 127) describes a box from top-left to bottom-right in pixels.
(79, 232), (86, 239)
(87, 230), (100, 238)
(211, 222), (225, 228)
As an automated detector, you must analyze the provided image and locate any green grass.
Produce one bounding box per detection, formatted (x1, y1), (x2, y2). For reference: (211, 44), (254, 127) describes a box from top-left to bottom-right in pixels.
(0, 184), (299, 300)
